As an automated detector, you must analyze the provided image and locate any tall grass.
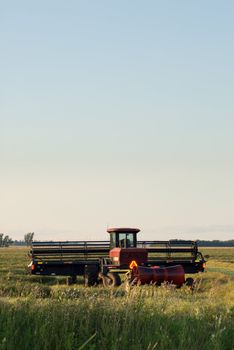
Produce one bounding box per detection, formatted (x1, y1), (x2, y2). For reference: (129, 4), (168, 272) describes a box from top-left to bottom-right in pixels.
(0, 248), (233, 350)
(0, 287), (233, 350)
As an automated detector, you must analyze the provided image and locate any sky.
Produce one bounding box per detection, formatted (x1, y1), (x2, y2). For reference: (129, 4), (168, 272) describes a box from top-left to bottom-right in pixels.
(1, 1), (234, 241)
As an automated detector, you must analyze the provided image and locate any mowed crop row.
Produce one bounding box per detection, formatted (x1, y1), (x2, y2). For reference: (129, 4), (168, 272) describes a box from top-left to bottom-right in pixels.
(0, 247), (233, 350)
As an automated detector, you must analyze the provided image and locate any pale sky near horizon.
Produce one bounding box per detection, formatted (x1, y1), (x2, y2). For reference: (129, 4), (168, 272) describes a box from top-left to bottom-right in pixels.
(1, 1), (234, 241)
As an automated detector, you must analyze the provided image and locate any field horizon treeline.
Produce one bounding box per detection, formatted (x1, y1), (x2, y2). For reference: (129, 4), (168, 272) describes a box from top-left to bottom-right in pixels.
(197, 239), (234, 247)
(1, 229), (234, 247)
(3, 238), (234, 247)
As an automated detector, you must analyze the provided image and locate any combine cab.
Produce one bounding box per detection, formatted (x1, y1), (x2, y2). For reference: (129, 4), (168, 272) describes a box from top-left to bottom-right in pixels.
(29, 228), (205, 287)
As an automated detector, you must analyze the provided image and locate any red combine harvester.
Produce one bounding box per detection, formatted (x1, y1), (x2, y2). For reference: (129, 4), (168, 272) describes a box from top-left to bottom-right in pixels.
(29, 228), (205, 287)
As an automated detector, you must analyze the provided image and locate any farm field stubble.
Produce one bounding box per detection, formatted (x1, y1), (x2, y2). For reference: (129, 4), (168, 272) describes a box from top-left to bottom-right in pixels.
(0, 247), (233, 350)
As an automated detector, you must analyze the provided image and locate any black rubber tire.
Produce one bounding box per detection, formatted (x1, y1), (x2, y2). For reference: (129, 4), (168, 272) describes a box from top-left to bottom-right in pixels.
(185, 277), (194, 288)
(84, 266), (99, 287)
(103, 272), (121, 288)
(67, 276), (77, 285)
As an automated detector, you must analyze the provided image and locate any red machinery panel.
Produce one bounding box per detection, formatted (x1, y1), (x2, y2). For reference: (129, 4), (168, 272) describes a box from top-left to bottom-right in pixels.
(109, 248), (148, 266)
(131, 264), (185, 286)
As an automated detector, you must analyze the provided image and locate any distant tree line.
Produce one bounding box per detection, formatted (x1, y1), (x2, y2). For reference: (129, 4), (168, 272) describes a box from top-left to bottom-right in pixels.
(197, 240), (234, 247)
(0, 232), (35, 247)
(157, 239), (234, 247)
(12, 240), (26, 246)
(0, 233), (13, 247)
(1, 233), (234, 247)
(24, 232), (34, 246)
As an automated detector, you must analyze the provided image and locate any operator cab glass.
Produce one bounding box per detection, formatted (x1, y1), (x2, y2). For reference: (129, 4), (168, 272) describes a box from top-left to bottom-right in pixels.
(118, 233), (134, 248)
(107, 228), (140, 249)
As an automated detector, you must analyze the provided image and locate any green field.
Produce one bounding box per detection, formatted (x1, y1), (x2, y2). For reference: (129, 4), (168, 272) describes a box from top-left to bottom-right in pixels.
(0, 247), (233, 350)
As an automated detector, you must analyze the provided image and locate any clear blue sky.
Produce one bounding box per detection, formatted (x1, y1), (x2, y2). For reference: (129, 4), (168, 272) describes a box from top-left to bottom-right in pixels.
(1, 1), (233, 240)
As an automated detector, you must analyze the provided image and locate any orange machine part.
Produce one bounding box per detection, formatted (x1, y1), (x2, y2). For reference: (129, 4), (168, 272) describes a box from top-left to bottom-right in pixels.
(109, 248), (148, 266)
(131, 265), (185, 286)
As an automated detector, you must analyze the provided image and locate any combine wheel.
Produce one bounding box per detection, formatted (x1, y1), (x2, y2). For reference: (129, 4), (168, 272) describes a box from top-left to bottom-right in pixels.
(84, 266), (99, 287)
(185, 277), (195, 290)
(84, 273), (97, 287)
(102, 272), (121, 288)
(67, 276), (77, 285)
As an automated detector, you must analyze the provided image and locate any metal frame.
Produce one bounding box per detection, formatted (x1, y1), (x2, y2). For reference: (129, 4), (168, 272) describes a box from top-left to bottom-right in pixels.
(30, 239), (205, 277)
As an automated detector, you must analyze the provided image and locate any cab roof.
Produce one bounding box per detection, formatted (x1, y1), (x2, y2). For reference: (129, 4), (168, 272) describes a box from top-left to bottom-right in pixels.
(107, 227), (140, 234)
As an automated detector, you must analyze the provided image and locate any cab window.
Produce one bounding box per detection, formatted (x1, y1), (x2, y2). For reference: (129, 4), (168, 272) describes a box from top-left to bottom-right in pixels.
(119, 233), (134, 248)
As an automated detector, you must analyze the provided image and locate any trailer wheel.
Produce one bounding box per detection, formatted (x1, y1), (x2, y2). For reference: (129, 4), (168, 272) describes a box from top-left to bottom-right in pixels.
(84, 266), (99, 287)
(67, 276), (77, 285)
(185, 277), (194, 289)
(103, 272), (121, 288)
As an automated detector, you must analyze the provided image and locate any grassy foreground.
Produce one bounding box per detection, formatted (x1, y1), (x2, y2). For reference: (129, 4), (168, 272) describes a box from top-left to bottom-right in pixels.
(0, 248), (233, 350)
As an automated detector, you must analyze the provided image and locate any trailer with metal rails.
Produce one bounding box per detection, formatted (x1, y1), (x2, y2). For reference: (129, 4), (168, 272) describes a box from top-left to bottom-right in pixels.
(29, 228), (205, 287)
